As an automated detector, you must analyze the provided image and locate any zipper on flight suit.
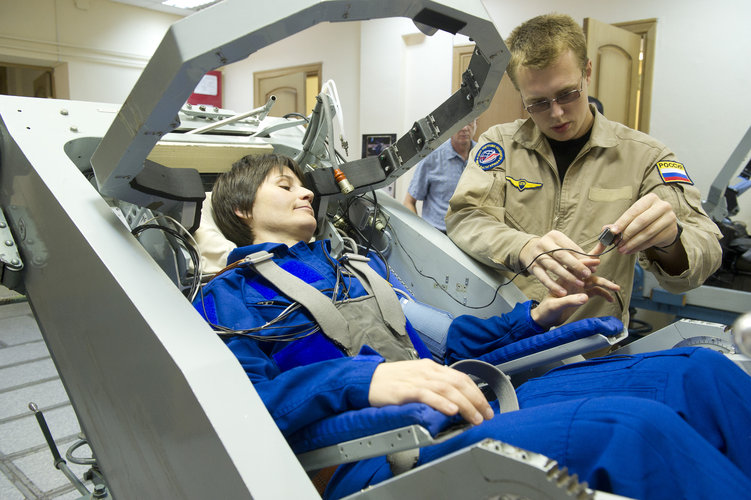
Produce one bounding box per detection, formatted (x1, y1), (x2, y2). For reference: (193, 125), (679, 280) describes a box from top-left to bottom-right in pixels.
(551, 143), (593, 234)
(536, 151), (562, 233)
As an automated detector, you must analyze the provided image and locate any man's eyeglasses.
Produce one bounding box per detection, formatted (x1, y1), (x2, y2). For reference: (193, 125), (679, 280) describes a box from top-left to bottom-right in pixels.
(523, 80), (584, 114)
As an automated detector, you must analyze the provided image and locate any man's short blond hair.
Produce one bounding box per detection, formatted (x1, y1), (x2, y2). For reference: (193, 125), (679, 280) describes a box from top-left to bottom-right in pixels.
(505, 13), (588, 89)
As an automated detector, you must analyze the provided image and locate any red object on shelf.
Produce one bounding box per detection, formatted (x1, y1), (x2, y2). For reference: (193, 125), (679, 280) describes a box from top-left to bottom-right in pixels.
(188, 70), (222, 108)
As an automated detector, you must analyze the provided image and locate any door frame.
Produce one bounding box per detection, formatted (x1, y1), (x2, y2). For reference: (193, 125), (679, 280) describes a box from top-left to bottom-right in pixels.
(613, 18), (657, 133)
(253, 62), (322, 112)
(0, 61), (56, 98)
(452, 45), (525, 139)
(455, 19), (657, 134)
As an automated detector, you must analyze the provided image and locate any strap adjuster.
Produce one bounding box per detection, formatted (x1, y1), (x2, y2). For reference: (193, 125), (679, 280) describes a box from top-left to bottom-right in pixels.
(245, 251), (274, 265)
(341, 253), (370, 263)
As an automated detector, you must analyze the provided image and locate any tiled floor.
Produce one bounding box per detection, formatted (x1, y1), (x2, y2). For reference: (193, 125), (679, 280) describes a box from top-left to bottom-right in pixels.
(0, 286), (92, 500)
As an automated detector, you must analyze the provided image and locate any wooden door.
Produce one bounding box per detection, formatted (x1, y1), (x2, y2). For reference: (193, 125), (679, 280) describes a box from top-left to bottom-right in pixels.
(0, 63), (55, 98)
(255, 71), (305, 117)
(254, 63), (321, 117)
(584, 18), (642, 129)
(33, 70), (54, 98)
(453, 45), (525, 138)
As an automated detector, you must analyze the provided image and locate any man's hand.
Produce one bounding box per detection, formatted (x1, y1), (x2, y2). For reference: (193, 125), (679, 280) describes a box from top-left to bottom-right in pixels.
(592, 193), (688, 275)
(519, 230), (600, 297)
(369, 359), (494, 425)
(531, 271), (621, 328)
(608, 193), (679, 254)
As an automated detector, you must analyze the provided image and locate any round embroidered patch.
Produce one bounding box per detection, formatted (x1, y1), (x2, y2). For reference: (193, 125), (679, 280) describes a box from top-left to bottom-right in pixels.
(475, 142), (505, 170)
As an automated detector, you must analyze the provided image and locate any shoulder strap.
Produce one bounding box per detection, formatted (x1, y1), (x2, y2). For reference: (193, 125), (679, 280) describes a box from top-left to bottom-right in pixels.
(341, 253), (407, 337)
(247, 251), (353, 354)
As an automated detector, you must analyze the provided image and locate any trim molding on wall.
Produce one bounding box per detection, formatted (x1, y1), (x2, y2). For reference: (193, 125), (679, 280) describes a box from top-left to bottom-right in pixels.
(0, 34), (150, 69)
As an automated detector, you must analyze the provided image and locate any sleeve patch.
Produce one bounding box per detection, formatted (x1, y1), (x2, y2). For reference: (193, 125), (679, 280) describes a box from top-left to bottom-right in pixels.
(656, 161), (693, 185)
(475, 142), (505, 170)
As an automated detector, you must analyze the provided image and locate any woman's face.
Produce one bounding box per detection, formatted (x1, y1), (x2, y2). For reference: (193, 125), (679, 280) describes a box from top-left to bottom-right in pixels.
(241, 166), (317, 246)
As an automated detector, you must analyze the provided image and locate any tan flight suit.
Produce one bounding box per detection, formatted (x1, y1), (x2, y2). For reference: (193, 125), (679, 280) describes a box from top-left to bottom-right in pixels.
(445, 108), (722, 326)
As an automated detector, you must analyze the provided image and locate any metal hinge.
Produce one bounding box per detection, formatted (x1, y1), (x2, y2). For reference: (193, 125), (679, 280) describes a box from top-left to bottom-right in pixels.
(0, 207), (23, 291)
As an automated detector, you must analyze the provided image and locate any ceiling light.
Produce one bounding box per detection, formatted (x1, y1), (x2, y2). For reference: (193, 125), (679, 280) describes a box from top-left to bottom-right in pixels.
(162, 0), (218, 9)
(110, 0), (222, 15)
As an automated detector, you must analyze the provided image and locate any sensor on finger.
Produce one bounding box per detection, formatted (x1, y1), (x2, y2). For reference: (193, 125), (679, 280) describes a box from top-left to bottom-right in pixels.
(598, 228), (622, 247)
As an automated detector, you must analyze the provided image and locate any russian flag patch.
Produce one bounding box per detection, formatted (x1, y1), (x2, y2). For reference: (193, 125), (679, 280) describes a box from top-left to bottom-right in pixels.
(656, 161), (693, 185)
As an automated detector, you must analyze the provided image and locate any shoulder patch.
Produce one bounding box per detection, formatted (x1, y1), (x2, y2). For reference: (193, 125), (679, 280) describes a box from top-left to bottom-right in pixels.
(475, 142), (505, 170)
(656, 161), (693, 185)
(505, 176), (543, 192)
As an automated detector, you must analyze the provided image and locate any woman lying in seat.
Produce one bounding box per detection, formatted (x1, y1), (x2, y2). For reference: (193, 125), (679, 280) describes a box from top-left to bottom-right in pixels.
(194, 153), (751, 500)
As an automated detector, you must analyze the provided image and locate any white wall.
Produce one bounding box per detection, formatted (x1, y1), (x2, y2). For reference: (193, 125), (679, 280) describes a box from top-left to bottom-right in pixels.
(479, 0), (751, 225)
(222, 16), (459, 200)
(222, 17), (453, 174)
(0, 0), (178, 103)
(357, 0), (751, 222)
(220, 21), (361, 163)
(1, 0), (749, 224)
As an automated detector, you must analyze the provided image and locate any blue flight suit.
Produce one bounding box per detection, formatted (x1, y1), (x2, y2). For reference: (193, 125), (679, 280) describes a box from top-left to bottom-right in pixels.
(194, 240), (751, 499)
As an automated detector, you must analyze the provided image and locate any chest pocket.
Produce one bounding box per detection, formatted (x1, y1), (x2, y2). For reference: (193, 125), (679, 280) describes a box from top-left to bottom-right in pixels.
(499, 172), (548, 232)
(581, 186), (635, 235)
(588, 186), (633, 202)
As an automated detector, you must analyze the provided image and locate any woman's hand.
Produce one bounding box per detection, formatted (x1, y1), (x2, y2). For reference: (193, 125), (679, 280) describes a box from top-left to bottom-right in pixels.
(531, 293), (588, 329)
(369, 359), (494, 425)
(531, 274), (621, 329)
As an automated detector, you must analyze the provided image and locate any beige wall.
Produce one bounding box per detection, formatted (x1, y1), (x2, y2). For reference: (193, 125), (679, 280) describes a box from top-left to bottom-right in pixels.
(0, 0), (749, 225)
(480, 0), (751, 227)
(0, 0), (177, 103)
(221, 21), (361, 164)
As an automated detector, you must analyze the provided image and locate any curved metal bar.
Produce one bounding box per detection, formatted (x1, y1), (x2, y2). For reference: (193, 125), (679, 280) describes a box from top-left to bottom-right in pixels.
(90, 0), (508, 205)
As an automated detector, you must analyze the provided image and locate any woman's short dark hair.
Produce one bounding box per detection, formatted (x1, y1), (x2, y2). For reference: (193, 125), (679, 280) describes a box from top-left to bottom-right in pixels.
(211, 154), (306, 246)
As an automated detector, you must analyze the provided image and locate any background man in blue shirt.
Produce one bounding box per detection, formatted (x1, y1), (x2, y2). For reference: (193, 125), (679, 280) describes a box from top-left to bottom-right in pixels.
(403, 119), (477, 232)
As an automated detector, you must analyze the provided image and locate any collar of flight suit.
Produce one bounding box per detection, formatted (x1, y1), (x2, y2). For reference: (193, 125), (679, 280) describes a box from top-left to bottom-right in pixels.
(512, 104), (620, 153)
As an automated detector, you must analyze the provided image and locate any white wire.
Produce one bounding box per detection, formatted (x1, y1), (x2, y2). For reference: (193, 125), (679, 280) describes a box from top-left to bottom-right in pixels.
(320, 79), (348, 153)
(342, 236), (358, 255)
(393, 287), (414, 302)
(320, 93), (340, 165)
(320, 80), (344, 133)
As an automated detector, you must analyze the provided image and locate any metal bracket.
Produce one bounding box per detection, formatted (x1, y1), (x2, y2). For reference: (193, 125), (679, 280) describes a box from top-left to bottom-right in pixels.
(461, 67), (480, 100)
(379, 144), (403, 175)
(703, 124), (751, 221)
(409, 115), (441, 153)
(343, 439), (624, 499)
(297, 424), (446, 471)
(0, 206), (23, 291)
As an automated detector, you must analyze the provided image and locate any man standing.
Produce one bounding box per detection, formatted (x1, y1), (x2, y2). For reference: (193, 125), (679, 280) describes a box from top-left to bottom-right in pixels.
(404, 120), (476, 232)
(446, 14), (721, 326)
